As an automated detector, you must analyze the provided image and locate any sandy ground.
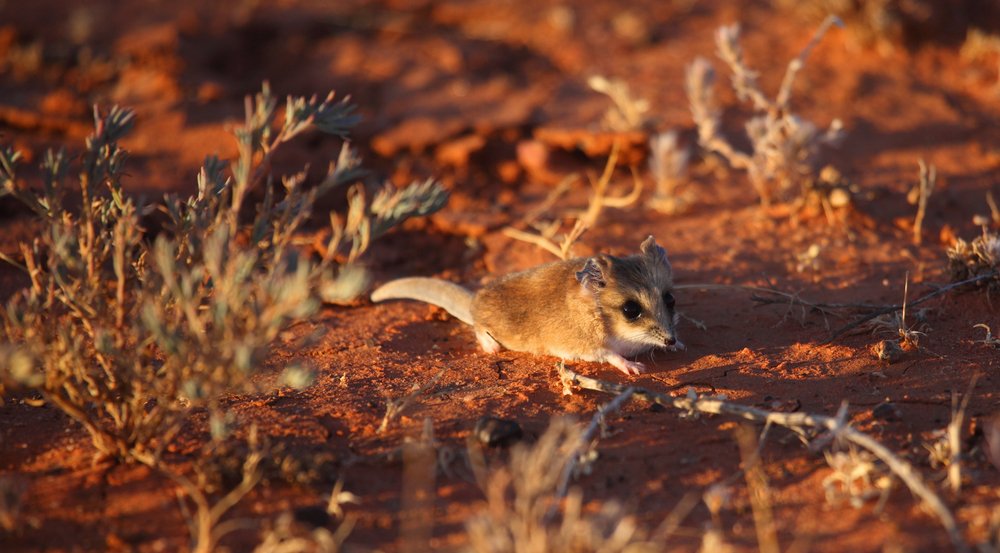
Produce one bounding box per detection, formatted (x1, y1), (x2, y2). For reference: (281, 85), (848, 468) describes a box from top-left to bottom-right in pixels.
(2, 1), (1000, 551)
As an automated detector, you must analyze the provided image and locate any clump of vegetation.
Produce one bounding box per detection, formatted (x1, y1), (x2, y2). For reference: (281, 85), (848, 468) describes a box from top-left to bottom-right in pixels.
(775, 0), (999, 49)
(647, 130), (693, 214)
(822, 448), (891, 509)
(465, 417), (661, 553)
(962, 28), (1000, 90)
(686, 17), (844, 207)
(254, 511), (354, 553)
(587, 75), (651, 132)
(503, 141), (642, 260)
(0, 84), (446, 551)
(947, 229), (1000, 290)
(773, 0), (905, 48)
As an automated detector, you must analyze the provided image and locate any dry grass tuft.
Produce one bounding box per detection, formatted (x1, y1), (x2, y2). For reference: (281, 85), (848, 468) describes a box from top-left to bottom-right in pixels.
(647, 131), (693, 214)
(588, 75), (651, 132)
(253, 511), (354, 553)
(822, 448), (892, 510)
(947, 229), (1000, 290)
(503, 140), (641, 260)
(465, 417), (661, 553)
(686, 17), (844, 207)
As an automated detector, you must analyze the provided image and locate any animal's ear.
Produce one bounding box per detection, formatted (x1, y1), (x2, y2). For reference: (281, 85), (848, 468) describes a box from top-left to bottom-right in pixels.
(576, 255), (610, 292)
(640, 235), (670, 268)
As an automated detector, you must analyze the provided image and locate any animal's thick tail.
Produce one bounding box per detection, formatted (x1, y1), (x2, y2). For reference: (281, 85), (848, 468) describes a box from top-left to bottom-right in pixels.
(370, 277), (474, 325)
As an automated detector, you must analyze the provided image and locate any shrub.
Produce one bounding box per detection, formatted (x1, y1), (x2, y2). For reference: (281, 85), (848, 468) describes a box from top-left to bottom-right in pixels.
(0, 83), (446, 552)
(686, 18), (844, 207)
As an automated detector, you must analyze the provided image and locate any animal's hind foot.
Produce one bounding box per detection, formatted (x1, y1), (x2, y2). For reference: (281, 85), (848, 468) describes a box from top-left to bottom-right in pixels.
(476, 329), (502, 354)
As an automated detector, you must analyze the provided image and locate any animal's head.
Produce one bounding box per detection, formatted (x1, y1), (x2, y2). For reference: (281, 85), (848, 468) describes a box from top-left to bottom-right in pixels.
(575, 235), (681, 353)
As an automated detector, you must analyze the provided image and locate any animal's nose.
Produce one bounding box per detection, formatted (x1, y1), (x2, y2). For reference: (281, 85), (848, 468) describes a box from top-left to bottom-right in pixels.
(665, 337), (676, 346)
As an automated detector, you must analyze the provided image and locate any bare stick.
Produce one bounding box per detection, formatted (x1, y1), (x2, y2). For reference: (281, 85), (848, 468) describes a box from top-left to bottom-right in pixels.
(828, 272), (997, 342)
(378, 370), (444, 434)
(737, 425), (780, 553)
(504, 140), (625, 260)
(522, 173), (578, 227)
(580, 139), (621, 227)
(501, 227), (565, 259)
(601, 165), (644, 208)
(559, 219), (589, 260)
(675, 282), (890, 312)
(987, 191), (1000, 225)
(557, 364), (968, 552)
(554, 387), (636, 502)
(913, 160), (936, 245)
(776, 16), (843, 109)
(948, 375), (979, 494)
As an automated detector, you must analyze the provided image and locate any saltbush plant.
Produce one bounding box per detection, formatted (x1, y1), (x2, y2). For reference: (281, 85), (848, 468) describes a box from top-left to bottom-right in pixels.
(0, 84), (446, 466)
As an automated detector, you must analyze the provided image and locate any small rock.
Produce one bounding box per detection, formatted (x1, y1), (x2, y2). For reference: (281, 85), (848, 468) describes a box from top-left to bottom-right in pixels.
(496, 160), (521, 183)
(39, 89), (86, 118)
(474, 416), (523, 448)
(828, 187), (851, 208)
(516, 139), (549, 174)
(435, 134), (485, 168)
(871, 339), (904, 363)
(612, 10), (651, 46)
(196, 81), (225, 103)
(872, 402), (902, 422)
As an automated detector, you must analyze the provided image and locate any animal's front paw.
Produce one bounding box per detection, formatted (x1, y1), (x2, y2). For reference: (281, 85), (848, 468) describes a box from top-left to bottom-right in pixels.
(606, 353), (646, 376)
(666, 339), (686, 352)
(620, 360), (646, 376)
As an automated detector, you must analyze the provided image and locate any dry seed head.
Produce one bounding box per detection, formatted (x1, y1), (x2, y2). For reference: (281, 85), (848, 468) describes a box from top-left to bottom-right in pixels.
(871, 339), (904, 363)
(947, 230), (1000, 289)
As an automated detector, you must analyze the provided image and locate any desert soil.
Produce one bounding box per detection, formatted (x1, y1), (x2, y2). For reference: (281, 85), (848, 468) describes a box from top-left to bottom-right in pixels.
(2, 0), (1000, 552)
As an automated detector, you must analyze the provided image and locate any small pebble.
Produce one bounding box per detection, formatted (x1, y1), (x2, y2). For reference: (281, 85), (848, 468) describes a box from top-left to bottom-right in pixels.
(474, 416), (523, 448)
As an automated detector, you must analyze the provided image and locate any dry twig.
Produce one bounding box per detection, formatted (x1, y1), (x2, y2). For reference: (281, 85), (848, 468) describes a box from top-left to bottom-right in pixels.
(378, 370), (444, 434)
(557, 364), (967, 552)
(554, 387), (636, 503)
(911, 160), (937, 245)
(503, 140), (640, 260)
(948, 376), (978, 494)
(829, 272), (997, 341)
(736, 425), (779, 553)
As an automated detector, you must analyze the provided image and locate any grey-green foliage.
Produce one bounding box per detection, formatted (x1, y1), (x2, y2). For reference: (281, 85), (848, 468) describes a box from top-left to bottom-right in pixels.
(0, 83), (448, 465)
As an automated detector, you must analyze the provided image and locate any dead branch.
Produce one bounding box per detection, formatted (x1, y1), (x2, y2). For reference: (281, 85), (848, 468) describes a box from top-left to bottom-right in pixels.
(501, 227), (565, 259)
(557, 364), (968, 552)
(736, 425), (779, 553)
(600, 166), (644, 209)
(828, 272), (998, 341)
(554, 387), (636, 502)
(503, 140), (628, 260)
(776, 16), (843, 109)
(912, 160), (936, 246)
(948, 376), (978, 494)
(675, 282), (890, 312)
(522, 173), (578, 227)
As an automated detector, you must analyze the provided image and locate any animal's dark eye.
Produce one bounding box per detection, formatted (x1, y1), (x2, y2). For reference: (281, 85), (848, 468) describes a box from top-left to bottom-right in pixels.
(621, 300), (642, 321)
(662, 291), (675, 309)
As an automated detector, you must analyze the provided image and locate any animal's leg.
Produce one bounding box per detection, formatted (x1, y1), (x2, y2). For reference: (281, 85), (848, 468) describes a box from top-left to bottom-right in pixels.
(604, 351), (645, 376)
(475, 329), (502, 354)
